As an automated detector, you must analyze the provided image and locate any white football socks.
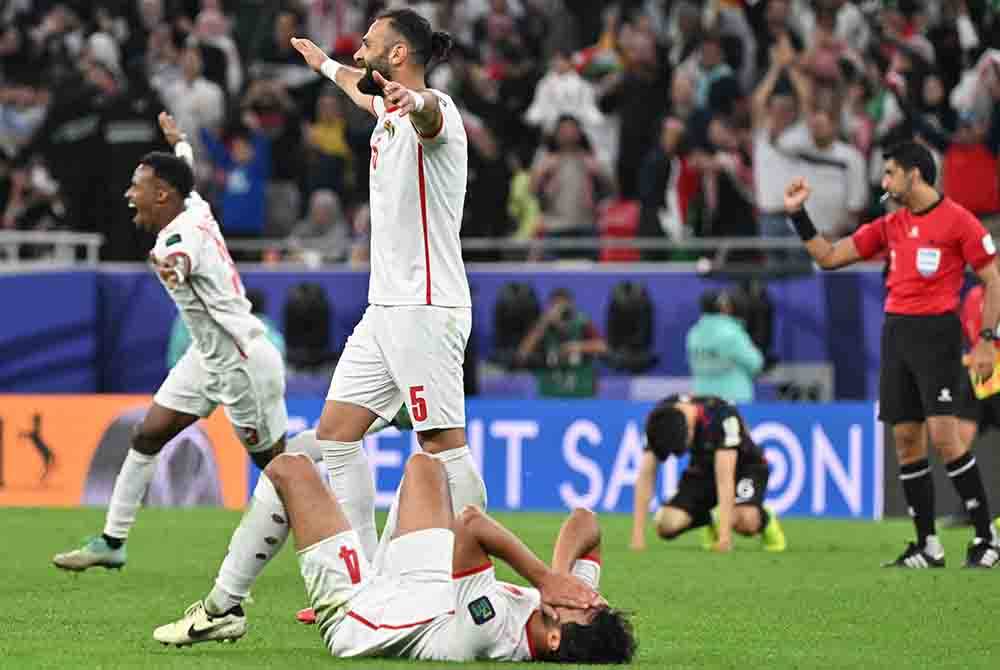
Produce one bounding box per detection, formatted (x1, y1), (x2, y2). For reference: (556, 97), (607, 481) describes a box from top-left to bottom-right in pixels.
(103, 449), (157, 540)
(319, 438), (378, 561)
(207, 473), (288, 615)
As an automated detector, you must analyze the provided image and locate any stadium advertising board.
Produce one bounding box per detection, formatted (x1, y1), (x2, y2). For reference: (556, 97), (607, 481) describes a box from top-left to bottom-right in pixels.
(284, 398), (885, 519)
(0, 395), (882, 518)
(0, 395), (247, 509)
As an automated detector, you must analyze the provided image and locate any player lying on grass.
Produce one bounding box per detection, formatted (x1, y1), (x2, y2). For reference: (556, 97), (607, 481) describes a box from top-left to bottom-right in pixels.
(153, 452), (636, 664)
(631, 394), (786, 553)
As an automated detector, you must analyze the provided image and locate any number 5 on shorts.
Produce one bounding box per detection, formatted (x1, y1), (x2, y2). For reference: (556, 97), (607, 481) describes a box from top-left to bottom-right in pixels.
(409, 385), (428, 422)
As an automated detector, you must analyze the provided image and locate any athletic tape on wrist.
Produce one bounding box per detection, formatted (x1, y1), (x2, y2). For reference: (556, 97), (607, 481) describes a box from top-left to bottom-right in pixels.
(320, 59), (342, 80)
(788, 209), (818, 242)
(411, 91), (426, 112)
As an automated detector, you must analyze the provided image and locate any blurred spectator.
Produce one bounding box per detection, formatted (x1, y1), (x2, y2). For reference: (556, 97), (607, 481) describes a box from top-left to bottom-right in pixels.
(638, 116), (700, 259)
(192, 7), (243, 97)
(463, 111), (513, 261)
(748, 0), (804, 77)
(530, 115), (613, 259)
(0, 82), (47, 159)
(798, 0), (871, 56)
(506, 143), (542, 242)
(162, 45), (225, 179)
(523, 50), (610, 166)
(302, 0), (364, 56)
(687, 288), (764, 404)
(678, 32), (734, 111)
(304, 88), (352, 198)
(349, 202), (371, 267)
(242, 78), (304, 237)
(254, 7), (305, 68)
(168, 288), (285, 368)
(146, 23), (183, 94)
(751, 34), (804, 245)
(199, 118), (270, 239)
(288, 189), (350, 265)
(687, 115), (756, 241)
(940, 108), (1000, 231)
(778, 84), (867, 238)
(99, 62), (165, 260)
(597, 20), (667, 199)
(516, 287), (607, 398)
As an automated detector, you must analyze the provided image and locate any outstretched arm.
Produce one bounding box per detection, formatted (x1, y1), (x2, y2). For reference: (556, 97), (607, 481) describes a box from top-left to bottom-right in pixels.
(783, 177), (864, 270)
(291, 37), (375, 116)
(158, 112), (194, 166)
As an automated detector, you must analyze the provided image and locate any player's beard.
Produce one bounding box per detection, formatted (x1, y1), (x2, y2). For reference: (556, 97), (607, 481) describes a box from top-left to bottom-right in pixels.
(357, 55), (391, 96)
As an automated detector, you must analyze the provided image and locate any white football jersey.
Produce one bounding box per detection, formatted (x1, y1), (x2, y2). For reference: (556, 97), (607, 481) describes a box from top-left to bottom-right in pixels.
(417, 558), (603, 662)
(367, 91), (471, 307)
(150, 197), (265, 372)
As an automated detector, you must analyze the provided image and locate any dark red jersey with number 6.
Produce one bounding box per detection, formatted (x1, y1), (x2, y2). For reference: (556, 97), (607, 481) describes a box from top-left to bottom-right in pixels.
(852, 197), (995, 315)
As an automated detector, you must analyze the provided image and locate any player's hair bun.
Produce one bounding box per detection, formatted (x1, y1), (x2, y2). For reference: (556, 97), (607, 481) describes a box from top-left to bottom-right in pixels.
(430, 31), (453, 63)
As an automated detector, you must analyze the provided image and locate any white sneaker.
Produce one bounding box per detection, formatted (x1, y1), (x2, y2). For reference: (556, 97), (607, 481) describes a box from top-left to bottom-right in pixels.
(153, 600), (247, 647)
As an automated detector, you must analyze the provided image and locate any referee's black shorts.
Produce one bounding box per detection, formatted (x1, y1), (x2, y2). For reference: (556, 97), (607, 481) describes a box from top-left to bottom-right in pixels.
(879, 313), (963, 425)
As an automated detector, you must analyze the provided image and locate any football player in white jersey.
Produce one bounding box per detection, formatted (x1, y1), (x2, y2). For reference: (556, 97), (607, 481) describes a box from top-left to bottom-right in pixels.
(53, 115), (291, 617)
(153, 450), (635, 664)
(288, 8), (485, 594)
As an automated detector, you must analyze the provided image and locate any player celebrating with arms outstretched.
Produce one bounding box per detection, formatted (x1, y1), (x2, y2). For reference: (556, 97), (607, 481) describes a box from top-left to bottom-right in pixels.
(54, 113), (289, 596)
(288, 8), (484, 573)
(784, 141), (1000, 568)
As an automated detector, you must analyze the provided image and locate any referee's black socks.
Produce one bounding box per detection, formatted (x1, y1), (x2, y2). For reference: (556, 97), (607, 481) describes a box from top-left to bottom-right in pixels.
(946, 451), (994, 541)
(899, 459), (936, 546)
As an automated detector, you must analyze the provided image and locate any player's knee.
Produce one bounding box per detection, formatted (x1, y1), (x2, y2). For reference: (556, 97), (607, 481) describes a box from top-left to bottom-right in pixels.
(654, 508), (684, 540)
(403, 451), (443, 481)
(131, 423), (168, 455)
(892, 424), (925, 461)
(263, 452), (312, 488)
(733, 509), (762, 535)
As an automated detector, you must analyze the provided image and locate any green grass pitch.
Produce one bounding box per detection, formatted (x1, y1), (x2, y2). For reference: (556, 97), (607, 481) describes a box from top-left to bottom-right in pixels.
(2, 507), (996, 669)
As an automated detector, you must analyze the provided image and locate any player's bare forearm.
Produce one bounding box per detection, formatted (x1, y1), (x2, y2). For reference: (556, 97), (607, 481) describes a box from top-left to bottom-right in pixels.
(801, 225), (861, 269)
(785, 179), (862, 269)
(551, 509), (601, 573)
(973, 262), (1000, 379)
(460, 506), (551, 587)
(630, 452), (658, 549)
(290, 37), (374, 114)
(714, 450), (738, 548)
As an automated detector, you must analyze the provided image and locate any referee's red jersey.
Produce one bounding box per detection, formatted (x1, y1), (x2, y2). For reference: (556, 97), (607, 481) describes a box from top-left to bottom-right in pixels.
(852, 197), (996, 315)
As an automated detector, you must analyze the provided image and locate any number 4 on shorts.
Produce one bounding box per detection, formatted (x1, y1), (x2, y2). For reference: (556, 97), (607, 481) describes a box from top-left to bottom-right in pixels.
(409, 385), (428, 422)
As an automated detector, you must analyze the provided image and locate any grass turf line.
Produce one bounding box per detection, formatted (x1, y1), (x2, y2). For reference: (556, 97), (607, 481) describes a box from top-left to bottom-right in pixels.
(1, 507), (996, 669)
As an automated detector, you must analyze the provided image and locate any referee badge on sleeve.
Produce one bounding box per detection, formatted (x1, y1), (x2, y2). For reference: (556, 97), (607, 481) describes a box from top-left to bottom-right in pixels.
(916, 248), (941, 277)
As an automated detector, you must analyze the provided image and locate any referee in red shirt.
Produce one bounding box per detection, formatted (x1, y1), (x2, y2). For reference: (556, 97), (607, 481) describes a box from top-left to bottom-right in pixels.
(784, 141), (1000, 568)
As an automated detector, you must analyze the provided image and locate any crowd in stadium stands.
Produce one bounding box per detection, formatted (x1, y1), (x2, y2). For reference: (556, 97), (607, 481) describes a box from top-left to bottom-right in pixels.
(1, 0), (999, 262)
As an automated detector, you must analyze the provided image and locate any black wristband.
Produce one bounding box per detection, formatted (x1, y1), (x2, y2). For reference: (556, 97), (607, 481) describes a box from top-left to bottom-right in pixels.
(788, 209), (818, 242)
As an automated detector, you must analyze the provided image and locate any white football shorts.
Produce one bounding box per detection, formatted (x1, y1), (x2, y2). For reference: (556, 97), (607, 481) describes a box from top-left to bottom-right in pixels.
(153, 336), (287, 452)
(328, 305), (471, 431)
(299, 527), (455, 657)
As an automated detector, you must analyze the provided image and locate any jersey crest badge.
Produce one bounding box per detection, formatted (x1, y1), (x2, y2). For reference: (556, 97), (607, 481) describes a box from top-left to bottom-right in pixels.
(468, 596), (496, 625)
(166, 233), (182, 247)
(383, 119), (396, 138)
